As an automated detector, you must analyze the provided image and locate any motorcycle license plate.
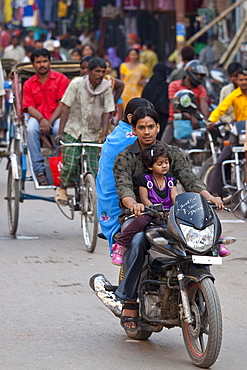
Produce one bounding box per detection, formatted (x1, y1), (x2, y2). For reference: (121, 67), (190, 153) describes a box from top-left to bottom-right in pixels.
(192, 255), (222, 265)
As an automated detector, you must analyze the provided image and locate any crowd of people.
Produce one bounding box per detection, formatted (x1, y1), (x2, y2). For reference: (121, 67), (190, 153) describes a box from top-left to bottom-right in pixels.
(1, 24), (247, 333)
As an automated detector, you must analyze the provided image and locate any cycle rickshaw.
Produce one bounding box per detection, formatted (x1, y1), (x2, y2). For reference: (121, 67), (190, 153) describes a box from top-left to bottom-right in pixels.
(5, 61), (101, 252)
(0, 58), (18, 160)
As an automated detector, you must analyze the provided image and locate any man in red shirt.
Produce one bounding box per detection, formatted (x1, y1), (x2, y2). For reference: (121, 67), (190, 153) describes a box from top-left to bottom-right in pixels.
(22, 48), (70, 185)
(161, 61), (208, 144)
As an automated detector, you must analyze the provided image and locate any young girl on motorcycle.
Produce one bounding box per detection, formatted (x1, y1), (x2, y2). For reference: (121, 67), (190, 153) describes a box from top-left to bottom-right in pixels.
(111, 144), (230, 265)
(111, 144), (178, 265)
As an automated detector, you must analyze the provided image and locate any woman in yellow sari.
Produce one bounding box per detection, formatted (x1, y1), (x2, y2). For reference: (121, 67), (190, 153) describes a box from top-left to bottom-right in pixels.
(120, 49), (148, 109)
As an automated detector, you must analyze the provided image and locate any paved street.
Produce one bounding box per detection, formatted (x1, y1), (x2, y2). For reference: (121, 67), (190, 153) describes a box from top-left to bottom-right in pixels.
(0, 157), (246, 370)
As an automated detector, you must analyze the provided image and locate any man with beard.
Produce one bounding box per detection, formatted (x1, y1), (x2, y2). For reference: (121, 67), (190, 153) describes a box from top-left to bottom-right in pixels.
(22, 48), (70, 185)
(55, 57), (115, 206)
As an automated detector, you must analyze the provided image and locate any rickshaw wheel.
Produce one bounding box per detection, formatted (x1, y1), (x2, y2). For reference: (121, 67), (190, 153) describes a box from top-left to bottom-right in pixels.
(7, 163), (20, 235)
(81, 173), (98, 253)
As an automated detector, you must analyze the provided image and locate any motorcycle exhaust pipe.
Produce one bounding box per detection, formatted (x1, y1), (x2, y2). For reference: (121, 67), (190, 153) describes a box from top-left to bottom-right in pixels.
(89, 273), (122, 318)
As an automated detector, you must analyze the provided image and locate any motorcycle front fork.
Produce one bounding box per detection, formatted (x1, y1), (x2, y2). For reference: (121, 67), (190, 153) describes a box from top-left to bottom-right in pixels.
(177, 266), (193, 324)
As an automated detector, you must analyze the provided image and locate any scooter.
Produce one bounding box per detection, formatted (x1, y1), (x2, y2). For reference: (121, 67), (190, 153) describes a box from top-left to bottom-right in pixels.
(90, 192), (236, 368)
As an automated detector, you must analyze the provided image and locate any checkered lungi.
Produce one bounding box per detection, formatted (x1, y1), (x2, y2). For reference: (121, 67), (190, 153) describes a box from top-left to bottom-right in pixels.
(60, 133), (99, 187)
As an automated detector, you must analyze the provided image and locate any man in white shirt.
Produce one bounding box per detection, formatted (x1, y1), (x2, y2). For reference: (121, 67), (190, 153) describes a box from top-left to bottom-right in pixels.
(3, 35), (25, 64)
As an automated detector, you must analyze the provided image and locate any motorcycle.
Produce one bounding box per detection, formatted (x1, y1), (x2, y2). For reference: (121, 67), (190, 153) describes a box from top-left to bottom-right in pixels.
(90, 192), (236, 368)
(205, 67), (229, 106)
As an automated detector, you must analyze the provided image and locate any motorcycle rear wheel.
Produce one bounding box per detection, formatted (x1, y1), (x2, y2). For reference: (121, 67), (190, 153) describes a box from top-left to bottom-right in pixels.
(124, 327), (153, 340)
(181, 278), (222, 368)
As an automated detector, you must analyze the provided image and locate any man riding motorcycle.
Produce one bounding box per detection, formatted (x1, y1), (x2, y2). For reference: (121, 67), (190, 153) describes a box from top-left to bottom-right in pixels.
(161, 60), (208, 145)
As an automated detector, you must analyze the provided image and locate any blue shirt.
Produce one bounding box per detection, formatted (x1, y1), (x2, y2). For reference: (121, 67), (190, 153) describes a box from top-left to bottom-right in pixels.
(96, 120), (137, 253)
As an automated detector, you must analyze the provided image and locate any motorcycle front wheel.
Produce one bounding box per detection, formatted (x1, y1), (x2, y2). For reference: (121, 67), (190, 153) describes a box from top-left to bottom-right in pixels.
(199, 157), (214, 186)
(181, 278), (222, 368)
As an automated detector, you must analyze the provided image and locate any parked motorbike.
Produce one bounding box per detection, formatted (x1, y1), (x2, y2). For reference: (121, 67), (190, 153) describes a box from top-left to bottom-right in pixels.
(90, 193), (236, 368)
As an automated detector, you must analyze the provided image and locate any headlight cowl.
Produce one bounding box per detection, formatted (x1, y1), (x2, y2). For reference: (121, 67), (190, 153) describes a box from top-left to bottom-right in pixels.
(179, 224), (214, 252)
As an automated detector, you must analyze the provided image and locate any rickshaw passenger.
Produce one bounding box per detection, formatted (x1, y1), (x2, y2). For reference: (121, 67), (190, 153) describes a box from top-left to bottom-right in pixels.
(22, 48), (70, 185)
(55, 57), (115, 206)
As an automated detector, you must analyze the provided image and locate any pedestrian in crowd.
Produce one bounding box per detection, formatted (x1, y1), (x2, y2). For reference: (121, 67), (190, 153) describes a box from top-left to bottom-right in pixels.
(60, 39), (72, 60)
(86, 29), (98, 51)
(142, 62), (169, 139)
(78, 26), (89, 46)
(0, 61), (6, 146)
(104, 60), (124, 104)
(44, 40), (66, 61)
(199, 35), (216, 70)
(105, 59), (117, 78)
(22, 48), (70, 185)
(24, 30), (35, 47)
(81, 43), (95, 57)
(106, 47), (122, 76)
(22, 46), (35, 62)
(3, 35), (25, 63)
(207, 66), (247, 199)
(34, 39), (44, 49)
(104, 59), (124, 124)
(127, 33), (141, 51)
(167, 42), (186, 69)
(113, 106), (223, 330)
(0, 24), (12, 53)
(80, 55), (94, 76)
(140, 41), (158, 79)
(70, 48), (82, 61)
(161, 61), (208, 144)
(55, 57), (115, 206)
(120, 48), (148, 109)
(53, 40), (67, 61)
(168, 45), (195, 82)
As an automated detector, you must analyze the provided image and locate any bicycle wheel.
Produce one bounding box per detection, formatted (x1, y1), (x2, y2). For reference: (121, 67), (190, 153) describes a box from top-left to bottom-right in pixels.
(7, 163), (20, 235)
(81, 173), (98, 253)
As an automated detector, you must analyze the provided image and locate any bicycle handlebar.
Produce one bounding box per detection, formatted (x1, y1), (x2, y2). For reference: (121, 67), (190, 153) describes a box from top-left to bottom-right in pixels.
(59, 140), (103, 148)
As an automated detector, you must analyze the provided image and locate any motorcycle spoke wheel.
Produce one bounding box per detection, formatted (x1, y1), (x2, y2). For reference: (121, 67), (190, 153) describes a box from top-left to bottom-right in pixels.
(7, 164), (20, 235)
(231, 187), (247, 220)
(181, 278), (222, 368)
(81, 173), (98, 253)
(199, 158), (214, 187)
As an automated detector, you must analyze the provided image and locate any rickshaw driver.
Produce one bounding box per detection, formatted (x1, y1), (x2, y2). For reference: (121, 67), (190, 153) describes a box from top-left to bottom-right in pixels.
(22, 48), (70, 186)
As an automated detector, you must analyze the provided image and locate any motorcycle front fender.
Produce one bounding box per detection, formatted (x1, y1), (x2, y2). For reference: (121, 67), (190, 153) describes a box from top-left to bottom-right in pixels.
(184, 268), (215, 285)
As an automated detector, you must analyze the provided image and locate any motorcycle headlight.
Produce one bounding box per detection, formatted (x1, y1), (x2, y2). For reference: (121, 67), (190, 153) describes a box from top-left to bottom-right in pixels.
(179, 224), (214, 252)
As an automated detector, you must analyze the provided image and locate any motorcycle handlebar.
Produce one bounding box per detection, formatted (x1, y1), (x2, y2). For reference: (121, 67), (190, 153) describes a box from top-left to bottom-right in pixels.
(124, 204), (169, 218)
(207, 201), (231, 212)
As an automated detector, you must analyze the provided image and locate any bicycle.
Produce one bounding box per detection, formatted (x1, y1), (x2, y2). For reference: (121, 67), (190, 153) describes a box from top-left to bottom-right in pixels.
(58, 141), (102, 253)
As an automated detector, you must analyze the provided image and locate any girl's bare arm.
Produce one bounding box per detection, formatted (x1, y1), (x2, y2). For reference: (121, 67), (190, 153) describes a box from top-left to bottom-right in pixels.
(139, 186), (153, 206)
